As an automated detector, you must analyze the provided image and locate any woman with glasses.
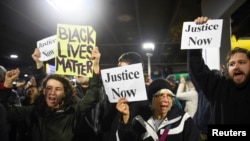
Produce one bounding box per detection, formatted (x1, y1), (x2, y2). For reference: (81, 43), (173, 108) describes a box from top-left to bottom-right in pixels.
(116, 79), (201, 141)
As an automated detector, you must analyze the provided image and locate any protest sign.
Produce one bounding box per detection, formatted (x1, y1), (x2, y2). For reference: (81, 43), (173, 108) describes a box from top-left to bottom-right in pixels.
(101, 63), (148, 103)
(37, 35), (56, 61)
(181, 19), (223, 49)
(55, 24), (96, 77)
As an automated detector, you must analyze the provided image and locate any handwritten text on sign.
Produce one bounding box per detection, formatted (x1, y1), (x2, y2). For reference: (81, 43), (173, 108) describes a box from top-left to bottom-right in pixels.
(101, 63), (148, 103)
(181, 19), (223, 49)
(55, 24), (96, 77)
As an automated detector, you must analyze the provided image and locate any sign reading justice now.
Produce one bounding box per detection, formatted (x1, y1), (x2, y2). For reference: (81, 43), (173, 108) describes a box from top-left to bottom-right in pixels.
(37, 35), (56, 61)
(55, 24), (96, 77)
(181, 19), (223, 50)
(101, 63), (148, 103)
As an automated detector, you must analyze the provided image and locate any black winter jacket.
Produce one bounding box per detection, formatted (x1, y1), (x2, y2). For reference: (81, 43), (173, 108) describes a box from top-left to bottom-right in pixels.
(3, 74), (102, 141)
(188, 50), (250, 124)
(118, 105), (201, 141)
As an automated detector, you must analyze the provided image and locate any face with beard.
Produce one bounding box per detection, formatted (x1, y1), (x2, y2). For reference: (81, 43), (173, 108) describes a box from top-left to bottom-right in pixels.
(227, 52), (250, 85)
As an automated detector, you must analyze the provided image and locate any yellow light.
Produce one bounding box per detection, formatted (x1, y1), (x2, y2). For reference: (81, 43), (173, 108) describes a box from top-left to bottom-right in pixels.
(231, 34), (250, 50)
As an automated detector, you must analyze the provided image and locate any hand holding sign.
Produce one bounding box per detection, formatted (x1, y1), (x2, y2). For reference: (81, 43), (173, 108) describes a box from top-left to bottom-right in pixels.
(116, 98), (130, 124)
(31, 48), (43, 69)
(194, 16), (209, 24)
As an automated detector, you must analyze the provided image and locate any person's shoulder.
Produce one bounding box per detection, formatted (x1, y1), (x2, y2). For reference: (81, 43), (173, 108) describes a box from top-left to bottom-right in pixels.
(169, 104), (186, 117)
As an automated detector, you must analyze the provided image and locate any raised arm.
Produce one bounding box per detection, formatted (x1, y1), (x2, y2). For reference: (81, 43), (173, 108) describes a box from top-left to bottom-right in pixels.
(31, 48), (44, 69)
(31, 48), (47, 87)
(91, 47), (101, 74)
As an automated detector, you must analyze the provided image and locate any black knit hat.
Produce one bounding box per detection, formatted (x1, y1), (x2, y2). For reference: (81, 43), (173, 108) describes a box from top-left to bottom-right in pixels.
(147, 79), (175, 102)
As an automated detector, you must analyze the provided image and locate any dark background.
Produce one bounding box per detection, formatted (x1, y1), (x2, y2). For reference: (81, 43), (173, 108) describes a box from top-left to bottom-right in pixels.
(0, 0), (249, 79)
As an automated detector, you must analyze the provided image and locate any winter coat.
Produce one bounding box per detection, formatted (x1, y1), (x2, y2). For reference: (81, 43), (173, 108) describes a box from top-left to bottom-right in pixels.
(118, 105), (201, 141)
(176, 83), (198, 118)
(188, 49), (250, 124)
(75, 83), (106, 141)
(101, 99), (150, 141)
(3, 74), (102, 141)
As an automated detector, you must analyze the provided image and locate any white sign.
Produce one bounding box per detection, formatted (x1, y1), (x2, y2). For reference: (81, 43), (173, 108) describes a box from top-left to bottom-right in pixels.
(101, 63), (148, 103)
(181, 19), (223, 50)
(37, 35), (56, 61)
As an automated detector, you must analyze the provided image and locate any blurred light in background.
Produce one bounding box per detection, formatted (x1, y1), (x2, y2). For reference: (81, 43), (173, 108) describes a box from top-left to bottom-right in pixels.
(10, 54), (18, 59)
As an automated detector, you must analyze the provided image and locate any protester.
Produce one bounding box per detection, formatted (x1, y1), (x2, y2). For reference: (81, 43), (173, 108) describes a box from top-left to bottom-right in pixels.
(188, 16), (250, 124)
(101, 52), (150, 141)
(1, 47), (103, 141)
(116, 79), (201, 141)
(165, 74), (178, 94)
(21, 78), (40, 106)
(0, 65), (23, 141)
(176, 75), (198, 118)
(74, 74), (105, 141)
(165, 74), (183, 109)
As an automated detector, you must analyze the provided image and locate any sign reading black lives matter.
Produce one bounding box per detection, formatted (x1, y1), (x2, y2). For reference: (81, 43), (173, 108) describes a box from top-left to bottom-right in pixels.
(55, 24), (96, 77)
(101, 63), (148, 103)
(181, 19), (223, 50)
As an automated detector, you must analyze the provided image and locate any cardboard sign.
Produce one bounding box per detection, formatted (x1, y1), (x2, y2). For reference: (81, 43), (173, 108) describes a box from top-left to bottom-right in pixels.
(37, 35), (56, 61)
(181, 19), (223, 49)
(101, 63), (148, 103)
(55, 24), (96, 77)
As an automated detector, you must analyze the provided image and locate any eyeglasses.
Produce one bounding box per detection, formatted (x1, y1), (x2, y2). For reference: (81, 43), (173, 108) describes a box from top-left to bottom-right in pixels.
(154, 93), (173, 99)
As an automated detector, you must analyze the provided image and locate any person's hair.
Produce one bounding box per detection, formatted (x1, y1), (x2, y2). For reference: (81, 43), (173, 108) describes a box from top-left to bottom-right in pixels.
(118, 52), (144, 67)
(35, 74), (77, 113)
(0, 65), (7, 83)
(226, 47), (250, 63)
